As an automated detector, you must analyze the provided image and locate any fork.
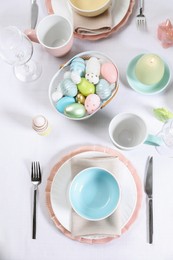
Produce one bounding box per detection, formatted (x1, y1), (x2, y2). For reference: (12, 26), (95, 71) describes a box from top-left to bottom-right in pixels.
(136, 0), (146, 29)
(31, 161), (42, 239)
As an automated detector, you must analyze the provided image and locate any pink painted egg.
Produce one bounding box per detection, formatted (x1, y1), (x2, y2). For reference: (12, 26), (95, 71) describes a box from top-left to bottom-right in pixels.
(84, 94), (101, 114)
(101, 62), (118, 84)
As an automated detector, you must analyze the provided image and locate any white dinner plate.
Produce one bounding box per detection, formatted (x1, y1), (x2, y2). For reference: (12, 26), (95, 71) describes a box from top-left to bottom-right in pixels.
(46, 145), (142, 243)
(50, 151), (137, 236)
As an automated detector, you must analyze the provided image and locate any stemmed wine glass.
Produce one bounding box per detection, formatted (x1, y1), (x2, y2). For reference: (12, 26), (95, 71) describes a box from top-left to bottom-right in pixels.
(156, 119), (173, 157)
(0, 26), (41, 82)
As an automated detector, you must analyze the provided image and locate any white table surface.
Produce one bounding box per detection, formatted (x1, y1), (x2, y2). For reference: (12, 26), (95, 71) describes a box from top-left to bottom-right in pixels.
(0, 0), (173, 259)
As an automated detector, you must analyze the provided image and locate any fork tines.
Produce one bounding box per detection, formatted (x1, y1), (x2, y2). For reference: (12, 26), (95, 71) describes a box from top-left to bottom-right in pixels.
(136, 4), (146, 29)
(31, 161), (41, 181)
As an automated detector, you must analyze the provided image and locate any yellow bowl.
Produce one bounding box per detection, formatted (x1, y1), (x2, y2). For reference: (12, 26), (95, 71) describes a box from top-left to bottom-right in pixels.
(68, 0), (111, 17)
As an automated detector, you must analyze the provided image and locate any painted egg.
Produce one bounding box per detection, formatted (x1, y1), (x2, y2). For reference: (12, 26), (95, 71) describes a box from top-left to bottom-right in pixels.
(51, 83), (63, 102)
(85, 57), (100, 84)
(64, 103), (86, 118)
(60, 78), (78, 97)
(101, 62), (118, 83)
(55, 96), (75, 114)
(77, 78), (95, 96)
(51, 90), (63, 102)
(63, 71), (71, 79)
(71, 71), (81, 84)
(96, 79), (112, 100)
(70, 57), (86, 77)
(85, 94), (101, 114)
(76, 93), (85, 104)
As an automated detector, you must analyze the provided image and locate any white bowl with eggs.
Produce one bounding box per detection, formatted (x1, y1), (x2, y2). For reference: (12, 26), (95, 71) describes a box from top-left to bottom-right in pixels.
(68, 0), (111, 17)
(49, 51), (119, 120)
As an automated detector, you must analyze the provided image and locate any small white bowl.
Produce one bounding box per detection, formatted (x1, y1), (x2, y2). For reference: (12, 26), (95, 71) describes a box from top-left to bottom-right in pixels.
(68, 0), (111, 17)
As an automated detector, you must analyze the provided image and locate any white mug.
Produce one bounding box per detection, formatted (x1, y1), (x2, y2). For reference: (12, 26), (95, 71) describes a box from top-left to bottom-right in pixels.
(26, 14), (73, 57)
(109, 113), (163, 150)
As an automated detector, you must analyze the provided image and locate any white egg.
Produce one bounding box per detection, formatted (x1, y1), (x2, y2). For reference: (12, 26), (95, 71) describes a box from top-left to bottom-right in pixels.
(71, 71), (81, 84)
(85, 57), (100, 84)
(52, 91), (63, 102)
(63, 71), (71, 79)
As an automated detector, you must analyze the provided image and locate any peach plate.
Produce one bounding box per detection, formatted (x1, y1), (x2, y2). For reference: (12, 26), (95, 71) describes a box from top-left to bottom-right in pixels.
(45, 0), (135, 41)
(45, 145), (142, 244)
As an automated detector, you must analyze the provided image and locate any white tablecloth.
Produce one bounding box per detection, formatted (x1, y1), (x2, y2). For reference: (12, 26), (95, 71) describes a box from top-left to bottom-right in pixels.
(0, 0), (173, 259)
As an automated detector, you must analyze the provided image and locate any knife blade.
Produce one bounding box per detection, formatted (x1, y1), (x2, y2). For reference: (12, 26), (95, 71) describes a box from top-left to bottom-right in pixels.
(145, 156), (153, 244)
(31, 0), (38, 29)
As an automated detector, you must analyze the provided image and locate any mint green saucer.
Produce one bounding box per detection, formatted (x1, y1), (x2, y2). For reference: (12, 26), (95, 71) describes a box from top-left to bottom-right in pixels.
(126, 54), (171, 95)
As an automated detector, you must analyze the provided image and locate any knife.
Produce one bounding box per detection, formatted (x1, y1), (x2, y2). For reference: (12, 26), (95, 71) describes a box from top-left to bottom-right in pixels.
(145, 156), (153, 244)
(31, 0), (38, 29)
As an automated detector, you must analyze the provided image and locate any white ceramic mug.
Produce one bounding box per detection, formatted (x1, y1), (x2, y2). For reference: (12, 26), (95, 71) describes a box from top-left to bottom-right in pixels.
(26, 14), (73, 57)
(109, 113), (163, 150)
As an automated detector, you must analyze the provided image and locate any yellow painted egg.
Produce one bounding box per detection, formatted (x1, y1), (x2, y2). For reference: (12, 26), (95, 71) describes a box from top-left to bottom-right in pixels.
(77, 78), (95, 96)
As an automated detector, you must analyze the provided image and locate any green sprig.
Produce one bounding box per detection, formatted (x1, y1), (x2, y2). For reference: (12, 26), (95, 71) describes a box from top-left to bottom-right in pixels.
(153, 108), (173, 122)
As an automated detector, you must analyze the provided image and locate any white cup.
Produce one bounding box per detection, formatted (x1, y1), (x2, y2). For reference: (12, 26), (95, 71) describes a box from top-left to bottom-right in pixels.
(26, 15), (73, 57)
(109, 113), (162, 150)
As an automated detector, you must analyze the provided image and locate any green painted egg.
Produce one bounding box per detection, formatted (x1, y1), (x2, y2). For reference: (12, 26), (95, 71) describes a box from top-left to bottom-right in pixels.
(77, 78), (95, 96)
(64, 103), (86, 118)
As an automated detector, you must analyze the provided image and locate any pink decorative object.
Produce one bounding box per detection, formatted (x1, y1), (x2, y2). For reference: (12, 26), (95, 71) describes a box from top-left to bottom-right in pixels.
(101, 62), (118, 83)
(158, 19), (173, 48)
(84, 94), (101, 114)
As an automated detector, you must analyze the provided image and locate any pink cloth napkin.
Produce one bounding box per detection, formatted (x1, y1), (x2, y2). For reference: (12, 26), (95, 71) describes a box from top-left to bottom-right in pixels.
(73, 7), (113, 36)
(70, 156), (122, 237)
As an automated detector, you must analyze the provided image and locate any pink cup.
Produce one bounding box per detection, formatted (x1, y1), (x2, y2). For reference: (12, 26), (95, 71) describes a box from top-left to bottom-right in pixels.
(26, 14), (73, 57)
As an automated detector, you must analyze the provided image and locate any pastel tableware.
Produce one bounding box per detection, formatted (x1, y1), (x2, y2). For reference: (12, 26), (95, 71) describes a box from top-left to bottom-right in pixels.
(126, 54), (171, 95)
(69, 167), (120, 221)
(45, 0), (135, 41)
(26, 14), (73, 57)
(109, 113), (163, 150)
(49, 51), (119, 120)
(135, 54), (165, 85)
(68, 0), (111, 17)
(64, 103), (86, 118)
(46, 145), (142, 244)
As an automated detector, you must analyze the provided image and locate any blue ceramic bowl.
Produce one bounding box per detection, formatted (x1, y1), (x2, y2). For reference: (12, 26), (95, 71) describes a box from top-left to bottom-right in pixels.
(126, 54), (171, 95)
(69, 167), (120, 221)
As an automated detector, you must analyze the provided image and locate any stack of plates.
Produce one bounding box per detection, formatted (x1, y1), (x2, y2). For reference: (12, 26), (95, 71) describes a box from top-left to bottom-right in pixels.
(45, 0), (135, 40)
(45, 145), (142, 244)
